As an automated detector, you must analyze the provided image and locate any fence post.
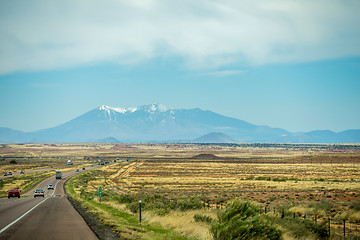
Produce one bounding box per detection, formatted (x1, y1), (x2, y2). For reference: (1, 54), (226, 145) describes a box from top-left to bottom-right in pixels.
(328, 217), (331, 238)
(343, 219), (346, 237)
(139, 200), (142, 224)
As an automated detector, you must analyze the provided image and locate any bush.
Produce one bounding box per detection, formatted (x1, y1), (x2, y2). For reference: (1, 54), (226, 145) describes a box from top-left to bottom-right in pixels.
(127, 202), (140, 213)
(193, 214), (214, 224)
(112, 194), (135, 204)
(350, 199), (360, 211)
(275, 216), (328, 239)
(210, 201), (281, 240)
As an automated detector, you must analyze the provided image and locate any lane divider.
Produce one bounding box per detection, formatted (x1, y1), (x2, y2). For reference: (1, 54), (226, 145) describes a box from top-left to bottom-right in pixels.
(0, 197), (49, 234)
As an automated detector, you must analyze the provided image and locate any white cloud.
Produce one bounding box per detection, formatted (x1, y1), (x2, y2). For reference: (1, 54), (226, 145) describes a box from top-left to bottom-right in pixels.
(199, 70), (245, 77)
(0, 0), (359, 74)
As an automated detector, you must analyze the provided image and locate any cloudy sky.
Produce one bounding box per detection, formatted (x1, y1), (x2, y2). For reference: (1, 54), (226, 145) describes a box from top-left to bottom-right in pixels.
(1, 0), (360, 133)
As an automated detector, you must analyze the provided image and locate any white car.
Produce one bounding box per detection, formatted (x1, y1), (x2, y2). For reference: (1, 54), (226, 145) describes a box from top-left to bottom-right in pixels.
(47, 184), (54, 190)
(34, 189), (45, 197)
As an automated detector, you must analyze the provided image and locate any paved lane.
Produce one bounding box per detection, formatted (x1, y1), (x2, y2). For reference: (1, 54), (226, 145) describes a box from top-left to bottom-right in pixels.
(0, 168), (99, 240)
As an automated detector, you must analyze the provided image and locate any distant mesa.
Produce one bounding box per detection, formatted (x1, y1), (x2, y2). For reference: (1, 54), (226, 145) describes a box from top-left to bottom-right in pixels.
(95, 137), (121, 143)
(192, 153), (220, 159)
(193, 132), (237, 143)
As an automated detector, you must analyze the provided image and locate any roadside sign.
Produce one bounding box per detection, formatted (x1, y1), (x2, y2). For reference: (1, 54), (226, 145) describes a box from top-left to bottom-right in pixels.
(99, 186), (102, 197)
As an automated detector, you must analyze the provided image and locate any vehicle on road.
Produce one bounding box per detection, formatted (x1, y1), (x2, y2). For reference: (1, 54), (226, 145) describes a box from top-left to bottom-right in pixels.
(8, 171), (12, 175)
(76, 169), (79, 172)
(47, 184), (54, 190)
(67, 160), (73, 165)
(3, 172), (7, 176)
(20, 170), (25, 174)
(82, 167), (85, 170)
(56, 170), (62, 179)
(34, 189), (45, 197)
(8, 189), (20, 198)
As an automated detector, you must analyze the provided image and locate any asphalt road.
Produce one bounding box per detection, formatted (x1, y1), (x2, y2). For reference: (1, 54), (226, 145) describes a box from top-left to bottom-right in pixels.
(0, 168), (99, 240)
(0, 162), (84, 180)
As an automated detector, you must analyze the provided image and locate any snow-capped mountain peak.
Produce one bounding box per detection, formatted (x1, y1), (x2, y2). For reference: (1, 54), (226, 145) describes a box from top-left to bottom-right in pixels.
(99, 104), (169, 115)
(99, 105), (136, 114)
(137, 103), (168, 113)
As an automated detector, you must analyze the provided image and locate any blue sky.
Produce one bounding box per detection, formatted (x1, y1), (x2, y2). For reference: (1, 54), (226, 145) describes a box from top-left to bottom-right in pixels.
(1, 0), (360, 133)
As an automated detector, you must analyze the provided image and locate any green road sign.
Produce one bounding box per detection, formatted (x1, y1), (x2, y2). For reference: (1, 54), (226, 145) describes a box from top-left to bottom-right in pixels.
(99, 186), (102, 197)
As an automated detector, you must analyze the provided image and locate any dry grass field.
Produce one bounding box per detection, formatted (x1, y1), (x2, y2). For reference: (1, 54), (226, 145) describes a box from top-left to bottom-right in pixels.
(2, 143), (360, 239)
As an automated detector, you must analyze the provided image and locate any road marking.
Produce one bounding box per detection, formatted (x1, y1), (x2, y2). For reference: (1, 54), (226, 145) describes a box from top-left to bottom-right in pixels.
(0, 197), (48, 234)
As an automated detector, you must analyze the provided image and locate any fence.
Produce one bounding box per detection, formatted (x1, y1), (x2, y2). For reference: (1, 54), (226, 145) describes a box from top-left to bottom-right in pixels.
(265, 206), (360, 239)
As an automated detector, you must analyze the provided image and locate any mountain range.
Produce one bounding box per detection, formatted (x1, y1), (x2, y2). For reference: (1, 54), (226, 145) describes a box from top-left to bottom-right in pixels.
(0, 104), (359, 143)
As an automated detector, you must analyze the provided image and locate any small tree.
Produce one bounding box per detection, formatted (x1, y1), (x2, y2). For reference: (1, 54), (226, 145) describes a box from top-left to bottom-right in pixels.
(211, 201), (281, 240)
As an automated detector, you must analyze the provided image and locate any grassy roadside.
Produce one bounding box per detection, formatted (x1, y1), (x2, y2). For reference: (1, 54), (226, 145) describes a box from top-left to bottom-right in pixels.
(65, 170), (197, 240)
(0, 170), (54, 197)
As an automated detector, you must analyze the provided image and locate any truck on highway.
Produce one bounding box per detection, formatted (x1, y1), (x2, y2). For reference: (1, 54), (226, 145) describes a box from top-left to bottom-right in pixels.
(56, 170), (62, 179)
(67, 160), (73, 165)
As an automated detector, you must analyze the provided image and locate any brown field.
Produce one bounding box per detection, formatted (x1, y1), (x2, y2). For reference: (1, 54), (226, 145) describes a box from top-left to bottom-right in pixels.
(1, 143), (360, 239)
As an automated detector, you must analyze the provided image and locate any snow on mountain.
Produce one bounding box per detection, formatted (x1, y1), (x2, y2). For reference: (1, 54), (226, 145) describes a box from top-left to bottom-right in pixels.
(98, 104), (169, 120)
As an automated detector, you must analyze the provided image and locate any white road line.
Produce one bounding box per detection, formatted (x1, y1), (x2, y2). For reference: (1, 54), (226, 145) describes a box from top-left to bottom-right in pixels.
(0, 197), (49, 234)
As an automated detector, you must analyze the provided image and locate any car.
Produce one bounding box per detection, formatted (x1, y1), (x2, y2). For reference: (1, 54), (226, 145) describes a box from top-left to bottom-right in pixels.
(20, 170), (25, 174)
(47, 184), (54, 190)
(8, 189), (20, 198)
(82, 167), (85, 170)
(8, 172), (12, 175)
(3, 172), (7, 176)
(34, 189), (45, 197)
(91, 164), (94, 167)
(76, 169), (79, 172)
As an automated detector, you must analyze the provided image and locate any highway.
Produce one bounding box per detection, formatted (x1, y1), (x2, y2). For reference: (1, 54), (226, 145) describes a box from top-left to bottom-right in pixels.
(0, 168), (98, 240)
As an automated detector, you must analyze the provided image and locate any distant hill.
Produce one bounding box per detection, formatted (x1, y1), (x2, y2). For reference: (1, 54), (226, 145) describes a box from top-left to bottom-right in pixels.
(193, 132), (237, 143)
(0, 127), (28, 143)
(282, 129), (360, 143)
(0, 104), (359, 143)
(94, 137), (121, 143)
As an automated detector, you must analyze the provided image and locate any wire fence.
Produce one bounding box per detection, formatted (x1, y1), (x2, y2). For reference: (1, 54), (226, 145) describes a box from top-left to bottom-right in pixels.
(264, 206), (360, 239)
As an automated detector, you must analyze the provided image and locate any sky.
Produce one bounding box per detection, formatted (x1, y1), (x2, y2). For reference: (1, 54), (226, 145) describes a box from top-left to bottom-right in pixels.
(0, 0), (360, 133)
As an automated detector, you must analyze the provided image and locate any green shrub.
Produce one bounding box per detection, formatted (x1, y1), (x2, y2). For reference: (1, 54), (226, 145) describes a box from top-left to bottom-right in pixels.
(255, 176), (271, 181)
(272, 177), (286, 182)
(112, 194), (135, 204)
(309, 200), (333, 213)
(194, 214), (213, 224)
(276, 216), (328, 239)
(350, 199), (360, 211)
(127, 202), (140, 213)
(210, 201), (281, 240)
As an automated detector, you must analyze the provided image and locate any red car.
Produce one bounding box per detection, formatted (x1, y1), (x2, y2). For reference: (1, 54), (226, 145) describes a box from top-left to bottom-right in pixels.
(8, 189), (20, 198)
